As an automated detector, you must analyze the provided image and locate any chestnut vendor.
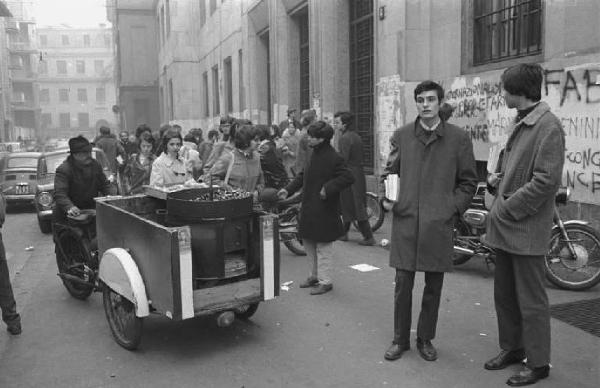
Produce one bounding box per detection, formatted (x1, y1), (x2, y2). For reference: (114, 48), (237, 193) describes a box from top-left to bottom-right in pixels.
(204, 125), (264, 193)
(149, 128), (192, 186)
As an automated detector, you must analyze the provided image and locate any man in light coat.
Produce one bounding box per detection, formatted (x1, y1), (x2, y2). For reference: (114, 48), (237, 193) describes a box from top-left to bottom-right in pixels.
(381, 80), (477, 362)
(483, 63), (564, 387)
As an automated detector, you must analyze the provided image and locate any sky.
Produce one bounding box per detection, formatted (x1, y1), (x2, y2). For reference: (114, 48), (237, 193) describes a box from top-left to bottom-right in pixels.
(33, 0), (110, 28)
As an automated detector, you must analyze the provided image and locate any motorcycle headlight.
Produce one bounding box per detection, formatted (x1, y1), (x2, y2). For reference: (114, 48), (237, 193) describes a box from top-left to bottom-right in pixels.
(37, 191), (53, 207)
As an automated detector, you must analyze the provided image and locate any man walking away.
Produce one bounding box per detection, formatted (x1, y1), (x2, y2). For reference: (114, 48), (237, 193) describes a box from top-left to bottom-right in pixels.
(483, 63), (564, 387)
(0, 192), (21, 335)
(381, 80), (477, 362)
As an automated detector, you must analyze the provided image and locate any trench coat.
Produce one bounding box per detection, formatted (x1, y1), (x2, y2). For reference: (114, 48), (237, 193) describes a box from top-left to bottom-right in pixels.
(484, 102), (565, 255)
(383, 119), (477, 272)
(285, 141), (354, 242)
(338, 129), (369, 222)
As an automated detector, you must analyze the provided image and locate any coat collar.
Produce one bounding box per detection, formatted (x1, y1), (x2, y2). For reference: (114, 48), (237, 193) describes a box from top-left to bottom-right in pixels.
(517, 101), (551, 127)
(414, 117), (444, 145)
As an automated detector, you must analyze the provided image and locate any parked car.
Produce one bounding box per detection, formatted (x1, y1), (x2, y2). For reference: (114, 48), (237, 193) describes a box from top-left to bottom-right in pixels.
(0, 152), (43, 206)
(35, 147), (116, 233)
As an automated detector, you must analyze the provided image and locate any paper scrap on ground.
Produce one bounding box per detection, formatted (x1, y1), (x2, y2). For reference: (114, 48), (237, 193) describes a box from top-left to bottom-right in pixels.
(281, 280), (293, 291)
(350, 264), (380, 272)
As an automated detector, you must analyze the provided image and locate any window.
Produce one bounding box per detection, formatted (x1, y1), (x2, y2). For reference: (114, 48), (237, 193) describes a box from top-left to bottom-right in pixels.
(40, 89), (50, 104)
(59, 89), (69, 103)
(168, 78), (174, 120)
(94, 60), (104, 74)
(40, 35), (47, 46)
(104, 34), (111, 47)
(61, 35), (69, 45)
(223, 56), (233, 113)
(212, 65), (220, 115)
(166, 0), (171, 37)
(78, 113), (90, 129)
(38, 61), (47, 74)
(210, 0), (216, 15)
(473, 0), (542, 66)
(96, 87), (106, 103)
(77, 88), (87, 102)
(202, 71), (209, 117)
(199, 0), (206, 27)
(83, 34), (90, 47)
(76, 60), (85, 74)
(41, 113), (52, 128)
(298, 10), (310, 110)
(57, 60), (67, 74)
(238, 50), (245, 110)
(59, 113), (71, 128)
(160, 6), (165, 45)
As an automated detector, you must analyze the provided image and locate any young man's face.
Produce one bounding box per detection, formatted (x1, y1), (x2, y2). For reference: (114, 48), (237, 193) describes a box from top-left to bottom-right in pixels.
(307, 134), (324, 148)
(415, 90), (441, 120)
(72, 151), (92, 165)
(503, 89), (520, 109)
(332, 117), (345, 131)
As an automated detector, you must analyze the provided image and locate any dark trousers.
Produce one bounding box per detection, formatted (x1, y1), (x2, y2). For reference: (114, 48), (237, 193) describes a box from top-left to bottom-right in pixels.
(393, 269), (444, 346)
(494, 249), (550, 367)
(0, 233), (20, 325)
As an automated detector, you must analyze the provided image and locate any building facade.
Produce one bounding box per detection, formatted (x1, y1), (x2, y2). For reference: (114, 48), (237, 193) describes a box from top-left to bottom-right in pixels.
(2, 0), (39, 142)
(112, 0), (600, 221)
(36, 25), (117, 140)
(106, 0), (160, 135)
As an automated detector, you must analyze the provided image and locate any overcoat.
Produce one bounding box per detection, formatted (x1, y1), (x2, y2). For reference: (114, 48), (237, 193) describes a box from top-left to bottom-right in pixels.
(338, 129), (369, 222)
(484, 102), (565, 255)
(285, 141), (354, 242)
(383, 119), (477, 272)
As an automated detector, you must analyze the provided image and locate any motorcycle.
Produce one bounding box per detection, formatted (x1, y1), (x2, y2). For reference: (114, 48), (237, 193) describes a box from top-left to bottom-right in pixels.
(53, 209), (100, 300)
(261, 191), (306, 256)
(453, 184), (600, 291)
(352, 192), (385, 233)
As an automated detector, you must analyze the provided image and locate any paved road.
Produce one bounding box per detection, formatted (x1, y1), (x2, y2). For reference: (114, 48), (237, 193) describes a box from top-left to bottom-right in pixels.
(0, 210), (598, 388)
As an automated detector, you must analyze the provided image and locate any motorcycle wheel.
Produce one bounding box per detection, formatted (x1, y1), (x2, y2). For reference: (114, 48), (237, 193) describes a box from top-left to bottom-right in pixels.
(545, 224), (600, 290)
(103, 285), (143, 350)
(282, 213), (306, 256)
(234, 303), (259, 319)
(353, 192), (385, 233)
(55, 229), (95, 300)
(452, 220), (473, 265)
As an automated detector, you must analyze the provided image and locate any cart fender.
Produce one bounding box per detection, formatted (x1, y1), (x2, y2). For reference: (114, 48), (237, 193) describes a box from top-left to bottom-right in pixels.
(99, 248), (149, 317)
(552, 220), (589, 232)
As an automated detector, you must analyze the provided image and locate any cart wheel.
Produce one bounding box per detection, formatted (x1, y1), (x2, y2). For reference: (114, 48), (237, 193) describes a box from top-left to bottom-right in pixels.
(103, 285), (143, 350)
(234, 303), (259, 319)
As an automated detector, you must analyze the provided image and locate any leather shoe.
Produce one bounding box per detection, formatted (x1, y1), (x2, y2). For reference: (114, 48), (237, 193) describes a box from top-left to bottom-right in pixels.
(299, 277), (319, 288)
(384, 343), (410, 361)
(506, 365), (549, 386)
(310, 283), (333, 295)
(416, 338), (437, 361)
(7, 322), (22, 335)
(484, 349), (526, 370)
(358, 237), (376, 246)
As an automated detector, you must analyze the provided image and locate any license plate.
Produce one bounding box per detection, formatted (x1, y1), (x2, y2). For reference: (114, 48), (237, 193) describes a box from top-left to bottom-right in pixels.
(16, 185), (29, 194)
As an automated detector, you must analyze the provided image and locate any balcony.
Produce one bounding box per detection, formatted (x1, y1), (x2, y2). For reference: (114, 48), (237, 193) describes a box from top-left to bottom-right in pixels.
(10, 68), (37, 81)
(5, 20), (18, 33)
(8, 41), (37, 53)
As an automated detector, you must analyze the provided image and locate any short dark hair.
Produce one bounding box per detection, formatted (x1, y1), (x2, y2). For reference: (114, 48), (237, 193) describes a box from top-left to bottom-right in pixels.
(135, 124), (152, 139)
(161, 128), (182, 151)
(255, 124), (272, 141)
(501, 63), (543, 102)
(334, 111), (353, 129)
(414, 80), (444, 102)
(307, 121), (334, 142)
(439, 103), (455, 122)
(139, 131), (155, 147)
(234, 125), (256, 149)
(220, 115), (235, 125)
(99, 126), (111, 135)
(271, 124), (282, 138)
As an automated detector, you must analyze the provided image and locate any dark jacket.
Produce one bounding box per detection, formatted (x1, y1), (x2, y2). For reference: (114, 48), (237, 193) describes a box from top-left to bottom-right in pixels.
(338, 129), (368, 222)
(123, 153), (156, 194)
(484, 102), (565, 255)
(383, 119), (477, 272)
(53, 157), (114, 221)
(285, 141), (354, 242)
(95, 134), (125, 173)
(258, 140), (288, 189)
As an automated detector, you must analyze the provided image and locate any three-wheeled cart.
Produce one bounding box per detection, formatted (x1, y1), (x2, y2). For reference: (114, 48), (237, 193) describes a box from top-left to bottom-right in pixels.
(96, 189), (280, 350)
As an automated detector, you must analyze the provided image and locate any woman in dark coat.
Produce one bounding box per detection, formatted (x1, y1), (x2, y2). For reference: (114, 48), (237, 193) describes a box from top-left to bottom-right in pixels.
(278, 121), (354, 295)
(334, 111), (374, 245)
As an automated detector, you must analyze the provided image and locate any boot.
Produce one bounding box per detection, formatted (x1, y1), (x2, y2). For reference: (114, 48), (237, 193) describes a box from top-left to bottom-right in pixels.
(357, 220), (375, 246)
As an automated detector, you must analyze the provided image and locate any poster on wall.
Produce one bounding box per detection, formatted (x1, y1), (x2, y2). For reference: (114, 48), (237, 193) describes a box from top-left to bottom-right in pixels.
(376, 75), (404, 168)
(441, 63), (600, 205)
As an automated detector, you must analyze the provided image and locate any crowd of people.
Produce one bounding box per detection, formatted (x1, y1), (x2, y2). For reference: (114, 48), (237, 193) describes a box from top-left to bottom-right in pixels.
(0, 62), (564, 387)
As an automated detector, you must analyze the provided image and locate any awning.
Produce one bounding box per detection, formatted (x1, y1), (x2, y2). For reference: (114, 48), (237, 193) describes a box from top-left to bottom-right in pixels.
(0, 1), (12, 17)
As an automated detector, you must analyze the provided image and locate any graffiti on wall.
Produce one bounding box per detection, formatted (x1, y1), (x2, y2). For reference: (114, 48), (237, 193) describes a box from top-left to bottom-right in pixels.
(442, 63), (600, 205)
(377, 75), (405, 168)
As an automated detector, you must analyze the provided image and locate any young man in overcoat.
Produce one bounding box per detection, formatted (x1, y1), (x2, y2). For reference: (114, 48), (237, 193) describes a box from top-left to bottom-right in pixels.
(278, 121), (354, 295)
(381, 80), (478, 362)
(483, 63), (565, 387)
